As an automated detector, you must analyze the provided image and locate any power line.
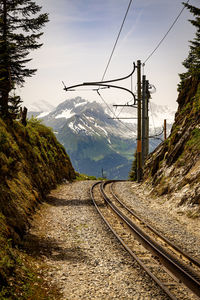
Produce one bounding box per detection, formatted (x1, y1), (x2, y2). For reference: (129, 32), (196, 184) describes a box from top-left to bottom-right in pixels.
(97, 90), (135, 133)
(101, 0), (133, 81)
(143, 0), (190, 65)
(115, 97), (135, 118)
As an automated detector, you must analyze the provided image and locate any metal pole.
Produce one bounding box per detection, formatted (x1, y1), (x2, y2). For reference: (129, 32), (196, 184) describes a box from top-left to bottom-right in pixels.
(137, 60), (143, 182)
(142, 75), (146, 166)
(145, 80), (150, 158)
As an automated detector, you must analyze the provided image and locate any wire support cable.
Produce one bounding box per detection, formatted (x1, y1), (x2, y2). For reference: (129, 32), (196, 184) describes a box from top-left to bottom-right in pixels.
(143, 0), (189, 65)
(97, 90), (135, 133)
(101, 0), (133, 81)
(148, 128), (164, 139)
(115, 97), (136, 119)
(115, 74), (135, 118)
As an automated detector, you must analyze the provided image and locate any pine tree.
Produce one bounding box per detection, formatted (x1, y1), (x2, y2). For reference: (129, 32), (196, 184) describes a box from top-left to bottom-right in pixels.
(179, 2), (200, 90)
(8, 94), (22, 118)
(0, 0), (48, 118)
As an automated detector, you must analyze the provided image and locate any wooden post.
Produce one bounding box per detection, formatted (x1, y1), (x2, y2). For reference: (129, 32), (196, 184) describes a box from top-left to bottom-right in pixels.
(21, 107), (28, 126)
(164, 119), (167, 140)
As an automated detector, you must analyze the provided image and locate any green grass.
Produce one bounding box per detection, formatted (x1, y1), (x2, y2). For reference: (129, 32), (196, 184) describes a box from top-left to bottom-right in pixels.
(0, 116), (75, 298)
(186, 128), (200, 151)
(75, 172), (97, 181)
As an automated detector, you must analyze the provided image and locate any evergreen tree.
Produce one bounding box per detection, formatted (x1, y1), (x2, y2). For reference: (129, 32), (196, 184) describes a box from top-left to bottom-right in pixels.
(0, 0), (48, 118)
(179, 2), (200, 90)
(8, 94), (22, 118)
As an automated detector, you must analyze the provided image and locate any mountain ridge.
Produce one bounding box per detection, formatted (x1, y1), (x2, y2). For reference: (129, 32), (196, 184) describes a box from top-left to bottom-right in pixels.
(28, 97), (175, 179)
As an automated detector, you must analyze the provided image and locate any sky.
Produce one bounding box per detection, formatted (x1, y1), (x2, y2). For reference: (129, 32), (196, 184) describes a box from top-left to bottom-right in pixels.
(19, 0), (199, 111)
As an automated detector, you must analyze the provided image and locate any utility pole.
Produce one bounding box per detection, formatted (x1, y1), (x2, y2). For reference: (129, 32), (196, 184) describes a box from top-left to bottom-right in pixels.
(145, 80), (150, 157)
(142, 75), (146, 166)
(137, 60), (143, 182)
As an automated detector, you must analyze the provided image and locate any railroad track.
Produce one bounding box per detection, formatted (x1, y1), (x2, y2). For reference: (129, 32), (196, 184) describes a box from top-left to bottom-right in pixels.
(90, 180), (200, 300)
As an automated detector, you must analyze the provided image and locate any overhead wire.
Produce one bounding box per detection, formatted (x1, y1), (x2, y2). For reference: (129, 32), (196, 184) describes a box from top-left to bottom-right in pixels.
(101, 0), (133, 81)
(63, 0), (135, 130)
(97, 90), (135, 133)
(64, 0), (188, 136)
(115, 73), (134, 118)
(109, 0), (190, 121)
(140, 1), (190, 138)
(96, 0), (134, 130)
(143, 0), (190, 65)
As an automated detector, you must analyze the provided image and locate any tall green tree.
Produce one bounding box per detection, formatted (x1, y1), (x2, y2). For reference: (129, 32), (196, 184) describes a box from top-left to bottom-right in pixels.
(179, 2), (200, 89)
(0, 0), (48, 118)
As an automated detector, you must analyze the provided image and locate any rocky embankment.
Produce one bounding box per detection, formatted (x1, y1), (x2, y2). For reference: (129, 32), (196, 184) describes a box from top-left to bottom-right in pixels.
(0, 117), (75, 298)
(143, 76), (200, 211)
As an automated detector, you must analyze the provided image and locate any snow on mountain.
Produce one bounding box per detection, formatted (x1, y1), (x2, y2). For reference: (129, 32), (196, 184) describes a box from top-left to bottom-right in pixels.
(103, 101), (175, 127)
(30, 96), (175, 179)
(103, 100), (175, 137)
(55, 110), (75, 119)
(40, 97), (136, 139)
(37, 111), (50, 118)
(28, 97), (175, 142)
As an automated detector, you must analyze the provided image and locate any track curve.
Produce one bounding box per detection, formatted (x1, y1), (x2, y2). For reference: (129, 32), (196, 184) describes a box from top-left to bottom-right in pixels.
(91, 180), (200, 300)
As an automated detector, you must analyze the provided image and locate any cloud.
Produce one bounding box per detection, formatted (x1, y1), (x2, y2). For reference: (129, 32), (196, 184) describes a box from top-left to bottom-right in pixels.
(21, 0), (197, 111)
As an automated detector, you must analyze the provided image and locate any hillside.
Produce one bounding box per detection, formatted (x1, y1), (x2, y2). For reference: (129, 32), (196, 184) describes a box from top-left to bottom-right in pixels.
(0, 117), (75, 298)
(143, 76), (200, 209)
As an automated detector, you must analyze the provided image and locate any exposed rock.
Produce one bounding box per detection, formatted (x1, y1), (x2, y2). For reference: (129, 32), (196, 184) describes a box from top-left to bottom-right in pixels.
(143, 76), (200, 206)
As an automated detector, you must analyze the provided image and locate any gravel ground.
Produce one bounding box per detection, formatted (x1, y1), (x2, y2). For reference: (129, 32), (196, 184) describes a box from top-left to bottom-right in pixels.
(25, 181), (170, 300)
(114, 181), (200, 260)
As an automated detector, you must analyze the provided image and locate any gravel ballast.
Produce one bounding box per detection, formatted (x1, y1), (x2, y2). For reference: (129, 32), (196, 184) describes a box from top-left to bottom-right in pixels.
(114, 181), (200, 260)
(26, 181), (170, 299)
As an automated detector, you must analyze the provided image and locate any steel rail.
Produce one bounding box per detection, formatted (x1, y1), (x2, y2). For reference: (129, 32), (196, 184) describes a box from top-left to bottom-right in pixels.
(101, 181), (200, 297)
(100, 181), (200, 298)
(110, 182), (200, 269)
(90, 181), (177, 300)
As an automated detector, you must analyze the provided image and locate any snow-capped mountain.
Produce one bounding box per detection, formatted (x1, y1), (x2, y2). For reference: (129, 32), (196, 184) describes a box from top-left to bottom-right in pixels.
(27, 97), (175, 179)
(41, 97), (137, 139)
(103, 100), (175, 137)
(28, 97), (175, 138)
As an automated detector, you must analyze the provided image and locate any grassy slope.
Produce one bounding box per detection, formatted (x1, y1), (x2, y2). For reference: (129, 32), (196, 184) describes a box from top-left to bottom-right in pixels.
(143, 76), (200, 206)
(0, 117), (75, 299)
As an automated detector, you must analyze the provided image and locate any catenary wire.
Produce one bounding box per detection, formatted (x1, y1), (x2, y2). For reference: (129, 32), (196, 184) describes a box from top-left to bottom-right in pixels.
(106, 0), (189, 120)
(115, 73), (134, 118)
(97, 90), (135, 133)
(96, 0), (134, 125)
(143, 0), (190, 65)
(101, 0), (133, 81)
